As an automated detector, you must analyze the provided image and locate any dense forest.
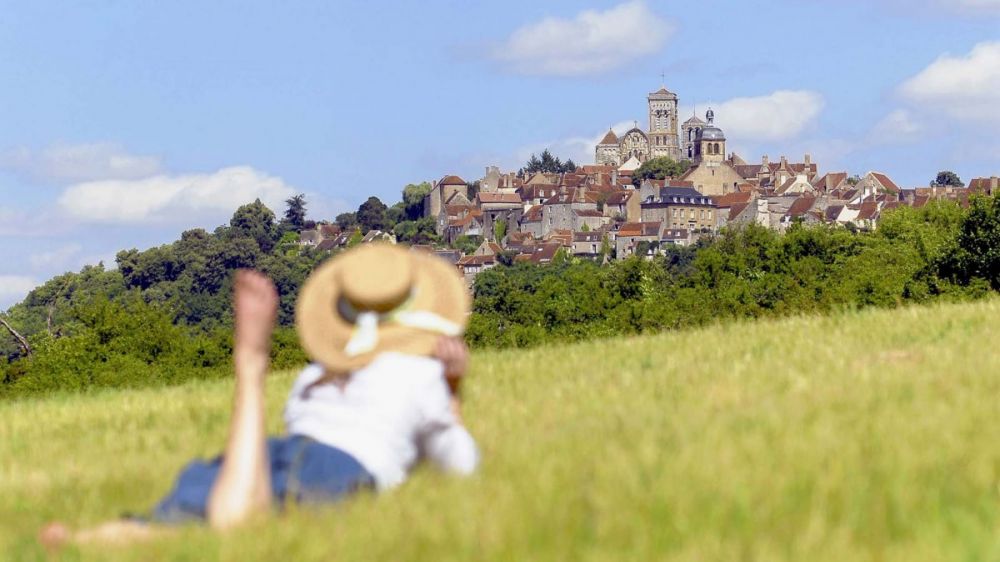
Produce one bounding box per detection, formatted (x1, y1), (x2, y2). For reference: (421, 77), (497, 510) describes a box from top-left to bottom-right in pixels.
(3, 193), (1000, 399)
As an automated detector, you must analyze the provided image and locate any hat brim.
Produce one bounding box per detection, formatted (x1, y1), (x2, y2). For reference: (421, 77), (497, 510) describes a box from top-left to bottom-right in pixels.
(295, 246), (470, 372)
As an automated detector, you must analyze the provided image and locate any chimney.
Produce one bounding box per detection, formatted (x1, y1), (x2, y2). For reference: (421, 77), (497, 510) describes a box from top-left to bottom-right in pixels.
(804, 154), (811, 166)
(762, 155), (769, 166)
(780, 155), (788, 168)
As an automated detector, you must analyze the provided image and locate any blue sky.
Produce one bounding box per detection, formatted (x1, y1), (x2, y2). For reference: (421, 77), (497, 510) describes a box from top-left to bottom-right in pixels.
(1, 0), (998, 307)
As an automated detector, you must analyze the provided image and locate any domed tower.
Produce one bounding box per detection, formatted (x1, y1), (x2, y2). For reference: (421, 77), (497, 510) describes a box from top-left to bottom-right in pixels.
(647, 86), (681, 160)
(595, 128), (620, 166)
(693, 108), (725, 166)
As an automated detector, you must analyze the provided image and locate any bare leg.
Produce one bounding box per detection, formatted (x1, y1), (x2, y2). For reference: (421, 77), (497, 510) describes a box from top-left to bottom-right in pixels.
(206, 270), (279, 529)
(38, 270), (280, 547)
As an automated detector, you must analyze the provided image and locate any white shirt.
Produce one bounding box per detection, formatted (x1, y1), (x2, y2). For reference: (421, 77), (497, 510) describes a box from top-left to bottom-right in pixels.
(283, 353), (479, 490)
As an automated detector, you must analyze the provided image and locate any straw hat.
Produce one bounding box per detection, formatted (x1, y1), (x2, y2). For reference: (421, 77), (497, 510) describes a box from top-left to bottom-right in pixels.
(296, 244), (471, 372)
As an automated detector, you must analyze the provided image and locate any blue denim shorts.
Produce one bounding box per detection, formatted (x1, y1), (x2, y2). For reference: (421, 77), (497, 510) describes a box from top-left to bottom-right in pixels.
(149, 434), (375, 524)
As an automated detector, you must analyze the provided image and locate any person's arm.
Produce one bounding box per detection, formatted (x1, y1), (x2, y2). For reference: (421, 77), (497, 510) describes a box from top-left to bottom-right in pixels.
(206, 270), (278, 530)
(420, 337), (479, 475)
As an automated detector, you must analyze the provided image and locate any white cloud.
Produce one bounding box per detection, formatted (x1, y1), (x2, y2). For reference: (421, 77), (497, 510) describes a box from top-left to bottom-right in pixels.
(937, 0), (1000, 13)
(0, 275), (37, 309)
(29, 244), (83, 272)
(0, 142), (162, 184)
(868, 109), (923, 143)
(492, 1), (673, 77)
(57, 166), (297, 224)
(899, 41), (1000, 121)
(686, 90), (825, 143)
(515, 120), (635, 168)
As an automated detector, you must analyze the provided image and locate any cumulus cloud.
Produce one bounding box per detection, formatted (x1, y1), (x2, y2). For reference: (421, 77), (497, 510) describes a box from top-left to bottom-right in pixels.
(685, 90), (825, 143)
(492, 1), (673, 77)
(868, 109), (923, 143)
(899, 41), (1000, 121)
(0, 275), (37, 309)
(58, 166), (297, 224)
(0, 142), (162, 184)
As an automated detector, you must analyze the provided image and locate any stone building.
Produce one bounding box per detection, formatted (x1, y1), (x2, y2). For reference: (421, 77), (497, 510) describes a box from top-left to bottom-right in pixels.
(640, 186), (718, 230)
(595, 86), (682, 166)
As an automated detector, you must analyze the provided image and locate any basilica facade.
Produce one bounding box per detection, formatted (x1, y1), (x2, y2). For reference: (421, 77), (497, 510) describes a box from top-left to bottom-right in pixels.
(595, 86), (686, 167)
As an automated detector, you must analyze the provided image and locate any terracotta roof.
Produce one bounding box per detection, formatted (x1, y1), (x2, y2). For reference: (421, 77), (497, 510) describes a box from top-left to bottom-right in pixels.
(520, 185), (559, 201)
(525, 173), (558, 186)
(618, 221), (661, 237)
(521, 205), (543, 221)
(574, 231), (602, 242)
(856, 201), (879, 221)
(458, 254), (497, 266)
(574, 209), (604, 218)
(727, 202), (750, 221)
(870, 172), (901, 193)
(598, 129), (619, 145)
(714, 191), (753, 207)
(605, 191), (633, 205)
(785, 197), (817, 218)
(662, 228), (690, 240)
(530, 242), (562, 263)
(544, 188), (599, 206)
(580, 165), (614, 174)
(545, 229), (573, 245)
(812, 172), (848, 191)
(478, 192), (522, 205)
(439, 175), (466, 186)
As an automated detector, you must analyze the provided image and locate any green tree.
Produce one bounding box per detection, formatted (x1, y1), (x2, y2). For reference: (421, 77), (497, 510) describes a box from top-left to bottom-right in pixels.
(356, 196), (388, 232)
(932, 170), (964, 187)
(402, 182), (432, 221)
(335, 212), (358, 230)
(493, 219), (508, 242)
(280, 194), (308, 232)
(632, 157), (693, 187)
(523, 149), (576, 174)
(453, 235), (480, 255)
(229, 199), (280, 253)
(394, 217), (440, 245)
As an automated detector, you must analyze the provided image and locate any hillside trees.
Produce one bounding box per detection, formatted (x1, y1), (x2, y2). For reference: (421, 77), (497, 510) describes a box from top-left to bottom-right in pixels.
(632, 157), (693, 187)
(932, 170), (964, 187)
(357, 196), (388, 232)
(521, 149), (577, 175)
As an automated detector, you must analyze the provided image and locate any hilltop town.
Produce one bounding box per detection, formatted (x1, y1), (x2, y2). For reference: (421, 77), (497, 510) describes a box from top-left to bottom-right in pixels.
(298, 86), (999, 285)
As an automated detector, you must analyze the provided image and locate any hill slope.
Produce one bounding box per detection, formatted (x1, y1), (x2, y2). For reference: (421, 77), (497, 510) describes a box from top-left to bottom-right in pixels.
(2, 301), (999, 561)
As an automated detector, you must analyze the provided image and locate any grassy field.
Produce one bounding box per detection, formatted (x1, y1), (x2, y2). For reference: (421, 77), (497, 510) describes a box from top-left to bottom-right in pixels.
(1, 301), (999, 561)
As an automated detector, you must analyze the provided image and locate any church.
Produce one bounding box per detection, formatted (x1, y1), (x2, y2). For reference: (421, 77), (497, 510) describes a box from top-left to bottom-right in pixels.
(597, 86), (714, 167)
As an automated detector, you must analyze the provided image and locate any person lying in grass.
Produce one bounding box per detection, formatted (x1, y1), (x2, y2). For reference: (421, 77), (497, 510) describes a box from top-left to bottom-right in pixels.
(42, 244), (478, 545)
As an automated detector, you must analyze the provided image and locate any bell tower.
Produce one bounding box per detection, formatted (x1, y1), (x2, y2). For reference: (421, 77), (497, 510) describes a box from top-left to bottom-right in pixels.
(647, 82), (681, 161)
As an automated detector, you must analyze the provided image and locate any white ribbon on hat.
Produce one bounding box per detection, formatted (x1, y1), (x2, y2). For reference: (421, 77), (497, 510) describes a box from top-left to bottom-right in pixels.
(343, 309), (463, 357)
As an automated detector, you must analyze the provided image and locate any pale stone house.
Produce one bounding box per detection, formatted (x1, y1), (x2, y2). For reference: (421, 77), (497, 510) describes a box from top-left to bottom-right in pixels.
(640, 186), (717, 231)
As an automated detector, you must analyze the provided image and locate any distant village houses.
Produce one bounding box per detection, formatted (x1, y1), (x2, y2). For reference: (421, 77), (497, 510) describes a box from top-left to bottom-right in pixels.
(296, 86), (996, 287)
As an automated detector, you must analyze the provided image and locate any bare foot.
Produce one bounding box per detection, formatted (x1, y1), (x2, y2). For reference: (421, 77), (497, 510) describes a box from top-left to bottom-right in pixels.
(38, 522), (70, 552)
(40, 520), (169, 548)
(233, 270), (279, 382)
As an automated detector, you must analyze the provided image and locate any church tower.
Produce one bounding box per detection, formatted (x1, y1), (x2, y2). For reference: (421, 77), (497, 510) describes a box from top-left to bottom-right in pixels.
(692, 108), (725, 166)
(647, 86), (681, 161)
